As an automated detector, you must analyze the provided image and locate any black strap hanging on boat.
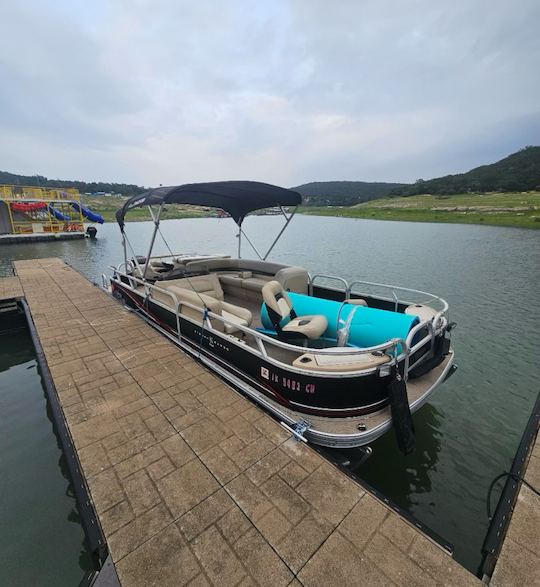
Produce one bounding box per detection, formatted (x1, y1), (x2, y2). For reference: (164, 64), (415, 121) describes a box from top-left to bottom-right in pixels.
(198, 307), (209, 358)
(387, 364), (416, 455)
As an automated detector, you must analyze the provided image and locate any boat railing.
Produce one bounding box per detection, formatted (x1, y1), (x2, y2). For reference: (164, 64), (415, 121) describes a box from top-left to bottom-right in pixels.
(309, 273), (448, 317)
(348, 279), (448, 313)
(308, 274), (349, 296)
(110, 268), (412, 373)
(405, 320), (437, 371)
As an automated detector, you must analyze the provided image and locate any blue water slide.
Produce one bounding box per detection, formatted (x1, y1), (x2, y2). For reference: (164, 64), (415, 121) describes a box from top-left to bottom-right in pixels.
(71, 202), (104, 224)
(48, 204), (71, 222)
(260, 292), (419, 348)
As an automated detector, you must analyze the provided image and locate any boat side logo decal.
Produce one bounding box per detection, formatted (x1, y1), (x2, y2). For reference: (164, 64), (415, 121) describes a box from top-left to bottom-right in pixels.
(261, 367), (269, 380)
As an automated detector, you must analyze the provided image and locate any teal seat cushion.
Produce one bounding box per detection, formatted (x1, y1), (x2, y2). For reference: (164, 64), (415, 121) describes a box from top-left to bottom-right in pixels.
(260, 292), (418, 348)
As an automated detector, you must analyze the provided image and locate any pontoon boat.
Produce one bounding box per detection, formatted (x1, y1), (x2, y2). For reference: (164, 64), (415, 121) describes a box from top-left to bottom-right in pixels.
(107, 181), (455, 452)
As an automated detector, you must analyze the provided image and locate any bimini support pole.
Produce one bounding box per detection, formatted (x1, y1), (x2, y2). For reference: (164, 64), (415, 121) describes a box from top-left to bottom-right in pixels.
(143, 203), (164, 279)
(148, 205), (175, 257)
(122, 231), (143, 275)
(239, 227), (263, 259)
(263, 205), (298, 260)
(237, 221), (242, 258)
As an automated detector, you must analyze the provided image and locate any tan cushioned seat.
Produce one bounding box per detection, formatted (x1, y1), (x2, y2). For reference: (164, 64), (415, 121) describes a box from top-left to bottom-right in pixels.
(242, 276), (272, 292)
(183, 259), (308, 295)
(275, 267), (309, 294)
(218, 274), (243, 289)
(165, 287), (225, 331)
(185, 258), (287, 275)
(164, 278), (252, 334)
(262, 280), (327, 340)
(221, 301), (252, 334)
(282, 315), (328, 339)
(166, 286), (221, 311)
(163, 274), (224, 300)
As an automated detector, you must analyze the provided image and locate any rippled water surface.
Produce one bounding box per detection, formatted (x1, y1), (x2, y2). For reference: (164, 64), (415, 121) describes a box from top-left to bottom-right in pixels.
(1, 215), (539, 574)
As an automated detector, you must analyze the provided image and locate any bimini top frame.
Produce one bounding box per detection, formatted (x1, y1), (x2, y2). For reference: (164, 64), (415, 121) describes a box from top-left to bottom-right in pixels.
(115, 181), (302, 277)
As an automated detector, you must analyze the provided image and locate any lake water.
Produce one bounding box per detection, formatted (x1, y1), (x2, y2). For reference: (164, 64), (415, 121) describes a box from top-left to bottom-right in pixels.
(1, 215), (539, 574)
(0, 311), (93, 586)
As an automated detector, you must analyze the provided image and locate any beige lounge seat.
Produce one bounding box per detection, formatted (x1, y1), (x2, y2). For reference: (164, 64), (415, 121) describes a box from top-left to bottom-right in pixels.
(183, 259), (309, 300)
(262, 280), (328, 341)
(161, 274), (253, 334)
(241, 277), (271, 292)
(221, 302), (252, 333)
(166, 287), (224, 330)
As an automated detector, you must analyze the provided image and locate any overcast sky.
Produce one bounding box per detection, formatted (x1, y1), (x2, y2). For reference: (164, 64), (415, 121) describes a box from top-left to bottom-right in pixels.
(1, 0), (539, 187)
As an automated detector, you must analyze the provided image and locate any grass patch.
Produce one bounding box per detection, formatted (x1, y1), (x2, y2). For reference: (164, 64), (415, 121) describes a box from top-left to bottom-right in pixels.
(299, 192), (540, 229)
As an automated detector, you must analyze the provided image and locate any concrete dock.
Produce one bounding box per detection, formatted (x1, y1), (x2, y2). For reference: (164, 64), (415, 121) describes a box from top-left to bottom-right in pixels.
(2, 257), (522, 586)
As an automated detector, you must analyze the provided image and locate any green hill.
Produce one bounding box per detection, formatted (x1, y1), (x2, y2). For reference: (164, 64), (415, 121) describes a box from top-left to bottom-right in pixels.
(391, 146), (540, 196)
(3, 145), (538, 206)
(0, 170), (146, 198)
(292, 181), (405, 206)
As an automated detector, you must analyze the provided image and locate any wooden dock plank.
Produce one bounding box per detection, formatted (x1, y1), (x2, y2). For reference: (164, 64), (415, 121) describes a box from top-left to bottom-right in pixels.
(6, 259), (481, 586)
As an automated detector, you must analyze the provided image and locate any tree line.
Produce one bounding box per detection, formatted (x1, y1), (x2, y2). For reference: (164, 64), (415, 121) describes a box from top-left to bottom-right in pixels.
(0, 170), (146, 197)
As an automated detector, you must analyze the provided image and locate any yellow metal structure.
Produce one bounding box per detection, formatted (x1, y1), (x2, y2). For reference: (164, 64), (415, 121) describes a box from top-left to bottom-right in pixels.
(0, 185), (85, 235)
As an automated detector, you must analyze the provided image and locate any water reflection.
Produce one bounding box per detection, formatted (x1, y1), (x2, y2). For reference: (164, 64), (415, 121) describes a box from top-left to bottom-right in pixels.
(349, 404), (444, 509)
(0, 317), (93, 586)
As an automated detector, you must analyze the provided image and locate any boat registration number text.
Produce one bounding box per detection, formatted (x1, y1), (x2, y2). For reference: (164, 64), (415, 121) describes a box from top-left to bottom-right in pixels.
(261, 367), (315, 394)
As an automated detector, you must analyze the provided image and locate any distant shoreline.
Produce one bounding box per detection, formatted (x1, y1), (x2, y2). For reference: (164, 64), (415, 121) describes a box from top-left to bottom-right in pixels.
(298, 208), (539, 229)
(86, 191), (540, 229)
(298, 192), (540, 229)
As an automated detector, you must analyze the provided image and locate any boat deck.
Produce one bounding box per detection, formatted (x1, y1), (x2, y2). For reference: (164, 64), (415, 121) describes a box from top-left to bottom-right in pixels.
(2, 258), (482, 586)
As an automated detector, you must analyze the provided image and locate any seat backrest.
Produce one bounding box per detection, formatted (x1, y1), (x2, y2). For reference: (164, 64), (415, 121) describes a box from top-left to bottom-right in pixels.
(166, 286), (225, 332)
(163, 274), (224, 301)
(262, 280), (293, 324)
(186, 258), (289, 276)
(275, 266), (309, 294)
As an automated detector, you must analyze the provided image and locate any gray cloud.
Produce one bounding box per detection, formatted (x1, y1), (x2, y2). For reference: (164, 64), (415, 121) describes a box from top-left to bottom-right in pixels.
(0, 0), (538, 186)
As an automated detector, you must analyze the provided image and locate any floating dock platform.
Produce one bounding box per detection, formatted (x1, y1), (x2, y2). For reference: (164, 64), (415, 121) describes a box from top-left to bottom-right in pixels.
(0, 184), (102, 243)
(1, 258), (536, 586)
(0, 231), (86, 244)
